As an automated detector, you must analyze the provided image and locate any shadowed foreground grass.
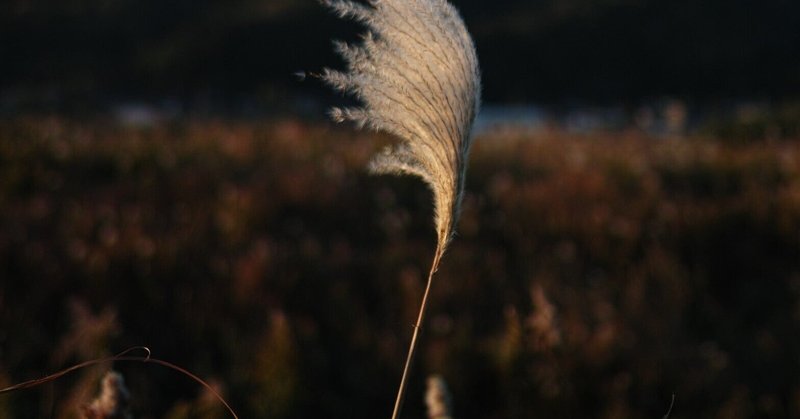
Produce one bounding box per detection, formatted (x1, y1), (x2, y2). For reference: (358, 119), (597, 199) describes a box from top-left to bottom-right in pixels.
(1, 117), (799, 418)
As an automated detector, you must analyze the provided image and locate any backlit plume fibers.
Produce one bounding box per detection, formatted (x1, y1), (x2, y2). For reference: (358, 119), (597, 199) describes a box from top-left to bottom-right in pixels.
(322, 0), (481, 252)
(321, 1), (481, 417)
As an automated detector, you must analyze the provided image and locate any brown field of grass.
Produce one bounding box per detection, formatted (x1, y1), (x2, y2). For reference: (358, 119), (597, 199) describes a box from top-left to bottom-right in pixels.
(1, 117), (799, 418)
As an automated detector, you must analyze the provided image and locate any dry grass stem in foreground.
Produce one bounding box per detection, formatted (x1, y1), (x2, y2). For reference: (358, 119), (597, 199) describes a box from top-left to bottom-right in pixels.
(321, 0), (481, 417)
(0, 347), (238, 418)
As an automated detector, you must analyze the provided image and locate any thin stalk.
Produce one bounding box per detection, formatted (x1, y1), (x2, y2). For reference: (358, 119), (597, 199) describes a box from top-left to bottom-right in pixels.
(391, 245), (445, 419)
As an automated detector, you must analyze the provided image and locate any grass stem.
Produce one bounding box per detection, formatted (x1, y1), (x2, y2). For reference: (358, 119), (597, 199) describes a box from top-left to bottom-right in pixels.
(391, 246), (444, 419)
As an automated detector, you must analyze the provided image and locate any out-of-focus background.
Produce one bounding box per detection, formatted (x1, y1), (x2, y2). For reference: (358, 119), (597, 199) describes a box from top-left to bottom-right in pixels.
(1, 1), (799, 418)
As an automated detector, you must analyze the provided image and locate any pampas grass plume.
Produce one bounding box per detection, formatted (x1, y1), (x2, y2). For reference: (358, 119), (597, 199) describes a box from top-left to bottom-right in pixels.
(322, 0), (481, 253)
(82, 371), (132, 419)
(322, 0), (481, 418)
(425, 375), (453, 419)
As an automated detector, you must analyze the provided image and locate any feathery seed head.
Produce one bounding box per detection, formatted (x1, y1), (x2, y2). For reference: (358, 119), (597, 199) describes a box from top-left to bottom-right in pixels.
(425, 375), (453, 419)
(322, 0), (481, 252)
(82, 371), (132, 419)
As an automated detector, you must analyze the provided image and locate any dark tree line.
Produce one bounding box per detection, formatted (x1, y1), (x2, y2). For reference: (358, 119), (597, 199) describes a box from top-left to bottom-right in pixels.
(1, 0), (798, 108)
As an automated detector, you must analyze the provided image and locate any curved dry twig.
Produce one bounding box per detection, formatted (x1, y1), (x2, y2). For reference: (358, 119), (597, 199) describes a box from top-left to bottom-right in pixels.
(0, 347), (239, 419)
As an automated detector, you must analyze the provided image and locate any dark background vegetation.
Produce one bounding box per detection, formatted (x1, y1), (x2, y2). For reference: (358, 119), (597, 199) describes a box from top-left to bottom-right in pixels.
(1, 1), (800, 419)
(2, 0), (800, 109)
(1, 119), (799, 419)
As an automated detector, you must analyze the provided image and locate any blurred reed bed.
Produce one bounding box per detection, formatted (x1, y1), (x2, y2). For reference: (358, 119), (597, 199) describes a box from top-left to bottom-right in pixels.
(0, 117), (799, 418)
